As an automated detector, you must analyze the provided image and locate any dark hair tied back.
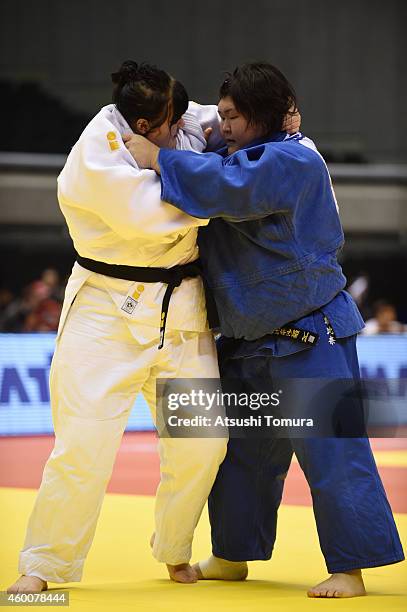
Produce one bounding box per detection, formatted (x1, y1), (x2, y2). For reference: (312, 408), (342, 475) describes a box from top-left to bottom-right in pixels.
(111, 60), (140, 86)
(111, 60), (173, 131)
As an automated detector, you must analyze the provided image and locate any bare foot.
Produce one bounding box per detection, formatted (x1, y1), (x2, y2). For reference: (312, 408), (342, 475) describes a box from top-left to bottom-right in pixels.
(166, 563), (197, 584)
(7, 575), (48, 594)
(152, 533), (196, 583)
(153, 534), (196, 583)
(192, 555), (248, 581)
(307, 569), (366, 598)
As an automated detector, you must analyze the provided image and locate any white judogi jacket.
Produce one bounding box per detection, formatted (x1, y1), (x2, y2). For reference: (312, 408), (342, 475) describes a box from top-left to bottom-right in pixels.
(57, 103), (220, 341)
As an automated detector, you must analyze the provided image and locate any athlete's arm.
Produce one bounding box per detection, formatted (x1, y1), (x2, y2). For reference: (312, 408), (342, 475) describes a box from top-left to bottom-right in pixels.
(124, 134), (327, 222)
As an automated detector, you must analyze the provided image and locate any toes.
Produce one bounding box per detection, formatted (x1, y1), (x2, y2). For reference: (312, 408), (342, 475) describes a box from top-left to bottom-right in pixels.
(172, 570), (197, 584)
(167, 564), (198, 584)
(6, 578), (47, 595)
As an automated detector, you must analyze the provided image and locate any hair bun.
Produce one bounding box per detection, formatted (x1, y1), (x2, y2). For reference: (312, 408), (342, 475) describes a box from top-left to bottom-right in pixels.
(111, 60), (139, 85)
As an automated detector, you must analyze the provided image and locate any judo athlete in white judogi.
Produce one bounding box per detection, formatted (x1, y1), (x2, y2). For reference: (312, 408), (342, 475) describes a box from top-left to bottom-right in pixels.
(7, 62), (227, 593)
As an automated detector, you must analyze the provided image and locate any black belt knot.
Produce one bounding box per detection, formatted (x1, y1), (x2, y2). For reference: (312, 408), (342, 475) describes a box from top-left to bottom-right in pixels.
(76, 255), (203, 349)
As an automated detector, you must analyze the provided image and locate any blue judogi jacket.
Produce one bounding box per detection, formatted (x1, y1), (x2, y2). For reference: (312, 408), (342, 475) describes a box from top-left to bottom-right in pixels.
(158, 132), (364, 355)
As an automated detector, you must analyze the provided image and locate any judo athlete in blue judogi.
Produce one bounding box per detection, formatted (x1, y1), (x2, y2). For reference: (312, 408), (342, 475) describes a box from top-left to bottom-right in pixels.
(124, 62), (404, 598)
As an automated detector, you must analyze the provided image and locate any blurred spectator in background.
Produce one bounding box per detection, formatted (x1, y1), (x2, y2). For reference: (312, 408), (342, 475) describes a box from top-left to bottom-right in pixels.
(0, 287), (15, 330)
(0, 287), (14, 311)
(0, 278), (61, 332)
(363, 300), (407, 335)
(41, 268), (65, 302)
(23, 280), (62, 332)
(0, 283), (37, 332)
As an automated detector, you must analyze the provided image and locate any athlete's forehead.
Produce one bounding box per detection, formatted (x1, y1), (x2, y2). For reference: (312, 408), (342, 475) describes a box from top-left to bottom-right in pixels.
(218, 96), (237, 115)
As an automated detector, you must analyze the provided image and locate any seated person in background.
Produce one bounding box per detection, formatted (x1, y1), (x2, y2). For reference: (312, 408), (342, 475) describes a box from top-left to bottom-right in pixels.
(363, 300), (407, 334)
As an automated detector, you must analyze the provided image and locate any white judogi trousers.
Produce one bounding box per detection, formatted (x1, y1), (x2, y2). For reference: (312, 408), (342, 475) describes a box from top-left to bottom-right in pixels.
(18, 275), (227, 583)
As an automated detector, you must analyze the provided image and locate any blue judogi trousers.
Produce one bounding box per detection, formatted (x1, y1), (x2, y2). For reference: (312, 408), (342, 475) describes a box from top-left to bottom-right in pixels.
(209, 313), (404, 573)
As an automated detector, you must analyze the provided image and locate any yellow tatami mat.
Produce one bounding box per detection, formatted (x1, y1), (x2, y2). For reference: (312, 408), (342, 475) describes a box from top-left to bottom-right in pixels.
(371, 451), (407, 468)
(1, 488), (406, 612)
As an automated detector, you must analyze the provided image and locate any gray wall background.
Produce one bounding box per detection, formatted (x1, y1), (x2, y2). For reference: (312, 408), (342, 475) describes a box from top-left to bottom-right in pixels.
(1, 0), (406, 162)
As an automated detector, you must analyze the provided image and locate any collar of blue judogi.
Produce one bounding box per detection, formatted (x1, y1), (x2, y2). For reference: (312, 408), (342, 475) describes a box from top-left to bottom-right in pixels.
(216, 131), (304, 159)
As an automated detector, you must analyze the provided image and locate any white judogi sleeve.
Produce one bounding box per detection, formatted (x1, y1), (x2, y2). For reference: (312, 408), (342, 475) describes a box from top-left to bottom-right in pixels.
(186, 101), (224, 151)
(176, 110), (207, 152)
(58, 105), (208, 242)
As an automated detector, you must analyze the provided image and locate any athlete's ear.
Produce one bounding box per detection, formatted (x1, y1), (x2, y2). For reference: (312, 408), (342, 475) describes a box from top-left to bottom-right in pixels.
(135, 118), (150, 135)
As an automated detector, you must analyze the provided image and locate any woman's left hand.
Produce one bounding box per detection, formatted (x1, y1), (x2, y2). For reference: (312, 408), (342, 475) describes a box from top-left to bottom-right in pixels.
(123, 134), (161, 173)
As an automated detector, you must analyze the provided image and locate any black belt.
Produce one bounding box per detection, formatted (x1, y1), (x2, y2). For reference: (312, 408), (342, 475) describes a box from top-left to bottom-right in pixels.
(76, 255), (202, 349)
(271, 324), (319, 345)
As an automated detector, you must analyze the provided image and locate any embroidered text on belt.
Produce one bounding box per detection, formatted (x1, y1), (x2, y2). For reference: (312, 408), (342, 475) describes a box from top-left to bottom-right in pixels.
(76, 255), (202, 349)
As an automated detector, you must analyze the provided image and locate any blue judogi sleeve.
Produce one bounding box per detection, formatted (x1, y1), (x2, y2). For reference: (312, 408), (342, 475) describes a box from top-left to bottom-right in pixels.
(158, 141), (331, 221)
